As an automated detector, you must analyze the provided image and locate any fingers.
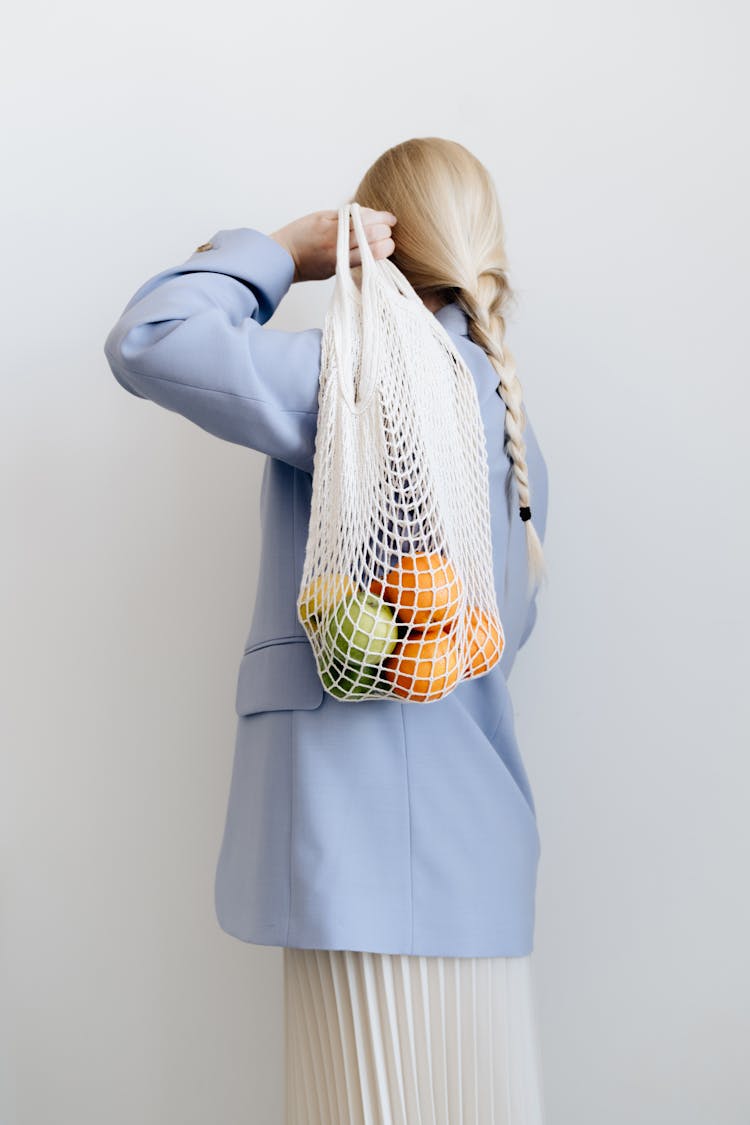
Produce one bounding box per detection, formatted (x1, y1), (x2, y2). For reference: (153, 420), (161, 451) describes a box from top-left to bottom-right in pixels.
(349, 237), (396, 266)
(370, 236), (397, 261)
(348, 209), (398, 262)
(349, 207), (397, 227)
(348, 209), (397, 242)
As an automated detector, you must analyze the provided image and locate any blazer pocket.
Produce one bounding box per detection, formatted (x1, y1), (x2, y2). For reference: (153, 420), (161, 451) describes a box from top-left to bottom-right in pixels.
(235, 636), (325, 715)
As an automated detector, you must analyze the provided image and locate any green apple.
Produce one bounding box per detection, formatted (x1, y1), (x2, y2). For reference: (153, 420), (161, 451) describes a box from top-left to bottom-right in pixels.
(321, 657), (377, 698)
(325, 590), (399, 669)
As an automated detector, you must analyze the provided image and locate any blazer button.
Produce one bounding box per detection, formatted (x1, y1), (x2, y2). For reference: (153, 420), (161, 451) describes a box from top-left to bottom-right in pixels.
(195, 241), (213, 252)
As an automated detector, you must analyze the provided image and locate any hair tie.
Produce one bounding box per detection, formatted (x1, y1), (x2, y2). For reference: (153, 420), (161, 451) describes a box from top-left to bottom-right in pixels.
(519, 506), (532, 522)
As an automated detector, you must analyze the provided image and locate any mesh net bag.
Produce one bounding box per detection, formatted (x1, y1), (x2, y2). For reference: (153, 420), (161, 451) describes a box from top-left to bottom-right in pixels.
(296, 201), (505, 703)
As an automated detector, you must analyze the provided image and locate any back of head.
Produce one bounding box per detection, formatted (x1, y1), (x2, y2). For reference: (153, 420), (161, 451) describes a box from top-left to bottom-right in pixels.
(351, 137), (547, 594)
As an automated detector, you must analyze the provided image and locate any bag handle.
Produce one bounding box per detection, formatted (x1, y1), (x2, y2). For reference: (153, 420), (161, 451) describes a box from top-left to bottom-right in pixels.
(331, 201), (432, 412)
(331, 202), (378, 413)
(335, 201), (378, 301)
(336, 202), (426, 317)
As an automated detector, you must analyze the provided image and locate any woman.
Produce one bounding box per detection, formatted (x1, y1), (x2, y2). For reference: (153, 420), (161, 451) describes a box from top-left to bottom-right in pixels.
(104, 137), (550, 1123)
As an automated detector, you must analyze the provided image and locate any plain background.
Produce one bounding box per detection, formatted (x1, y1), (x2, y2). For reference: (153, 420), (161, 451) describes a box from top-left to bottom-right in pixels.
(2, 0), (748, 1121)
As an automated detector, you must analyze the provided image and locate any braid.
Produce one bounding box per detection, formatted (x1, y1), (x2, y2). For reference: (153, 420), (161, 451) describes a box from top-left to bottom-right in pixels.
(458, 274), (547, 597)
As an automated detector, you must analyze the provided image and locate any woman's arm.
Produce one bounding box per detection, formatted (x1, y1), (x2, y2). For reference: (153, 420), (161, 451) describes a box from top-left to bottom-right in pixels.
(103, 210), (397, 476)
(103, 228), (322, 474)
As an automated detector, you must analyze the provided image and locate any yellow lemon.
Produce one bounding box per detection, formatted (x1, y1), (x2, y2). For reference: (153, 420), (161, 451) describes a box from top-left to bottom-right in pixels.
(298, 573), (357, 632)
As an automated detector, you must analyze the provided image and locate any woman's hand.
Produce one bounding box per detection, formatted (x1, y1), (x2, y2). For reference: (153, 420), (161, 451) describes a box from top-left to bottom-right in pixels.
(269, 208), (397, 284)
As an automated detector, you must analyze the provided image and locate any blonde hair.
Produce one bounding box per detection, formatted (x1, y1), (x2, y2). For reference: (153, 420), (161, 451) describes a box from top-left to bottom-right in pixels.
(350, 137), (547, 596)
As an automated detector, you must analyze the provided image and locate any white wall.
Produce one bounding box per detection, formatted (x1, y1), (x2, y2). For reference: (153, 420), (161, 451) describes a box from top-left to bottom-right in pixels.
(2, 0), (748, 1121)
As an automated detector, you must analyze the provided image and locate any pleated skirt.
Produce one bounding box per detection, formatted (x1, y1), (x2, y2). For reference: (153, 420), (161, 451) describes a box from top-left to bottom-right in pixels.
(283, 948), (546, 1125)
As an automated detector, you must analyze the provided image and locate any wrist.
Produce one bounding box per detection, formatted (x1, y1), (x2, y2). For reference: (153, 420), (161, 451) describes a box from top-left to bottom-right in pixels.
(268, 229), (300, 283)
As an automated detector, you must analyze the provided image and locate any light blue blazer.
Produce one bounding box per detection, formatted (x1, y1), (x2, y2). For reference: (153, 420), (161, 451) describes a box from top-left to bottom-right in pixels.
(103, 226), (549, 957)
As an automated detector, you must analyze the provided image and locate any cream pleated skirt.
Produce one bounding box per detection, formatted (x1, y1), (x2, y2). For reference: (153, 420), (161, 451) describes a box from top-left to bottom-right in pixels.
(283, 948), (546, 1125)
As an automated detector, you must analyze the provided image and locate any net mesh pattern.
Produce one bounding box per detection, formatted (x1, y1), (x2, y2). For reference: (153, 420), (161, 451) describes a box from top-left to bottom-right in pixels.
(296, 202), (505, 703)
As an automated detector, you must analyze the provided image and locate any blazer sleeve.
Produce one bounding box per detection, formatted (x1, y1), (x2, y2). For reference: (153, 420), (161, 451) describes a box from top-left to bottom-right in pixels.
(102, 227), (322, 475)
(517, 414), (550, 651)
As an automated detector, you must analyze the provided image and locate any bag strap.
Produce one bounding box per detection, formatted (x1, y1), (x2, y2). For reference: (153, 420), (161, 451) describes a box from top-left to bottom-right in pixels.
(335, 201), (378, 300)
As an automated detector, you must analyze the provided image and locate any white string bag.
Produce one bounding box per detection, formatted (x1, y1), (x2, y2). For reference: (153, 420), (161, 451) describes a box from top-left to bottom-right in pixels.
(296, 201), (505, 703)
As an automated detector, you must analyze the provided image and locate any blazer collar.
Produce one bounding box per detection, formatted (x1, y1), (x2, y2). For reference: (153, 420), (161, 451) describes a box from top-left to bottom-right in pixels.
(433, 300), (470, 337)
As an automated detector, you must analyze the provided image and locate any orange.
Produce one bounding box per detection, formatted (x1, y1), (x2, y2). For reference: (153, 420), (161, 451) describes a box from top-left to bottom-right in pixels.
(408, 622), (448, 640)
(383, 630), (461, 702)
(369, 575), (385, 599)
(464, 607), (504, 676)
(373, 552), (462, 629)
